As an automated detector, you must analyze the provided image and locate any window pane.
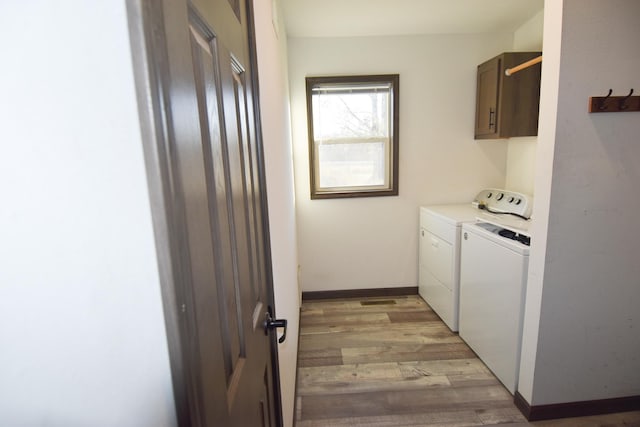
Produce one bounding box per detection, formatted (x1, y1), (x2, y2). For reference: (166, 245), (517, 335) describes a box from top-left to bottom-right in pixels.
(312, 88), (390, 141)
(318, 141), (386, 188)
(306, 75), (399, 199)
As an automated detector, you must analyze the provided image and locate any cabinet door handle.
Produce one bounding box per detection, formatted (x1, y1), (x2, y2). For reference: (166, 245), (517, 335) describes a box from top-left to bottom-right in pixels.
(489, 108), (495, 128)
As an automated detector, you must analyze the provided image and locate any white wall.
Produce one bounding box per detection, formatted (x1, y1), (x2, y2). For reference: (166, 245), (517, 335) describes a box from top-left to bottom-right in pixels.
(505, 9), (544, 197)
(513, 9), (544, 51)
(0, 2), (176, 426)
(518, 0), (562, 403)
(520, 0), (640, 405)
(252, 1), (300, 426)
(288, 34), (513, 292)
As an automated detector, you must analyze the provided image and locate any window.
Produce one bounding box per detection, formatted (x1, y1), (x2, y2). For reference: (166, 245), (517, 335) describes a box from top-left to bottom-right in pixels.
(306, 75), (399, 199)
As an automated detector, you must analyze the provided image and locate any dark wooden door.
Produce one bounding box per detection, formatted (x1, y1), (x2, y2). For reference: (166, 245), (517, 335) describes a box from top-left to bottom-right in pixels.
(128, 0), (281, 426)
(475, 56), (500, 138)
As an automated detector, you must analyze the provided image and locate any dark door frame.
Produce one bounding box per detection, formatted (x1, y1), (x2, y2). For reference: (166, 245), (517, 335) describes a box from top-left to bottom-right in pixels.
(125, 0), (282, 425)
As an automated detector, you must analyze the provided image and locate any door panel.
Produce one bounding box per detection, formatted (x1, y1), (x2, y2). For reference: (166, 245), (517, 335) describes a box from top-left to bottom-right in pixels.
(219, 48), (262, 420)
(475, 57), (500, 136)
(189, 20), (246, 387)
(236, 67), (267, 308)
(188, 4), (276, 426)
(227, 59), (259, 307)
(231, 64), (264, 306)
(128, 0), (281, 425)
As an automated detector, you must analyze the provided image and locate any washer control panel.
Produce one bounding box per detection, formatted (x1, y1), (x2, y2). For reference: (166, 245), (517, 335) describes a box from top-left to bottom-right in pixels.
(472, 188), (533, 219)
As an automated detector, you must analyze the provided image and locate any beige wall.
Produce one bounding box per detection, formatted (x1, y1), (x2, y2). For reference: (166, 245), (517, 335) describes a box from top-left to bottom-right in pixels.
(252, 1), (300, 426)
(518, 0), (562, 402)
(288, 33), (515, 292)
(0, 2), (176, 425)
(520, 0), (640, 405)
(506, 9), (544, 197)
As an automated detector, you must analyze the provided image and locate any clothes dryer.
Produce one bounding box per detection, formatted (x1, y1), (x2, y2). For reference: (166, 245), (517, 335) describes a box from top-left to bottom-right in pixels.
(419, 189), (533, 332)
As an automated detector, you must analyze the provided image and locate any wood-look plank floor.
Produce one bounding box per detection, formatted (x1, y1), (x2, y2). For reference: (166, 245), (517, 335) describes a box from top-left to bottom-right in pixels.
(295, 295), (640, 427)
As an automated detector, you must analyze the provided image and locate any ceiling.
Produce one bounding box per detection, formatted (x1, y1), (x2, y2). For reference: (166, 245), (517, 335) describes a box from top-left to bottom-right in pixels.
(278, 0), (544, 38)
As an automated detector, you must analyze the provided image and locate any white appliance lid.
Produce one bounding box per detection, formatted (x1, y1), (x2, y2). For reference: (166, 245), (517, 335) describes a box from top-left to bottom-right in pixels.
(421, 204), (481, 225)
(463, 222), (530, 255)
(475, 212), (533, 236)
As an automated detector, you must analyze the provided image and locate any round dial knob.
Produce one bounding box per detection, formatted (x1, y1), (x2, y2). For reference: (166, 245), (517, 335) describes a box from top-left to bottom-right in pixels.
(487, 192), (493, 198)
(496, 193), (504, 201)
(508, 197), (515, 203)
(515, 198), (522, 205)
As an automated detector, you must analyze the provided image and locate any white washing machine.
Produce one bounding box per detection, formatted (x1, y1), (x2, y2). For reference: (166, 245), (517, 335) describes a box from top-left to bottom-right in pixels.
(459, 217), (532, 394)
(419, 189), (533, 333)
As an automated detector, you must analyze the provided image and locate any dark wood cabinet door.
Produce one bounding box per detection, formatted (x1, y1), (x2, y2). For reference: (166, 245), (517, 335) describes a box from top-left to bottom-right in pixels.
(475, 57), (501, 138)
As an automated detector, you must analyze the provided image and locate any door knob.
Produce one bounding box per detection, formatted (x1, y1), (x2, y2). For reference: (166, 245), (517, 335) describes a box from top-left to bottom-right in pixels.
(264, 312), (288, 343)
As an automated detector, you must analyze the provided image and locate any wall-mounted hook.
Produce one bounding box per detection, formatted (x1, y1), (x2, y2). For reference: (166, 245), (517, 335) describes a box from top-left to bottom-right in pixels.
(619, 89), (634, 110)
(599, 89), (613, 110)
(589, 88), (640, 113)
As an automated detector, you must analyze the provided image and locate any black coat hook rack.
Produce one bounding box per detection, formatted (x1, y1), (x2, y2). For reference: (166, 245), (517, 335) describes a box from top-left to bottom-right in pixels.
(589, 88), (640, 113)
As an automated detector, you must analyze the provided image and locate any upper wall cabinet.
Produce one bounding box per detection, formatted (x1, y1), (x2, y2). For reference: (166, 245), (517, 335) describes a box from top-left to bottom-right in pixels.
(474, 52), (542, 140)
